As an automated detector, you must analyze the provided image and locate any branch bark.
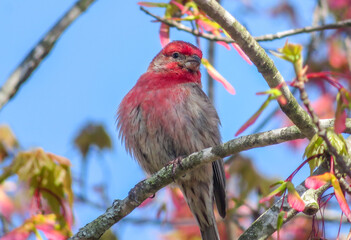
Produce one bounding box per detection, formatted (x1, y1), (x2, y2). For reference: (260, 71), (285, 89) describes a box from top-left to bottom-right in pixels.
(0, 0), (97, 110)
(192, 0), (316, 139)
(70, 119), (351, 239)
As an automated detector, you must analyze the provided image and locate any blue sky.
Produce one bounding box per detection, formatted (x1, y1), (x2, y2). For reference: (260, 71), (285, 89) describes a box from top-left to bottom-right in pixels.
(1, 0), (341, 239)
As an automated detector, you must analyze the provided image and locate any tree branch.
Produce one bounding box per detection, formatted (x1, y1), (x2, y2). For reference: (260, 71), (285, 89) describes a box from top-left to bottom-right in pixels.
(193, 0), (316, 139)
(0, 0), (97, 110)
(239, 134), (351, 239)
(254, 19), (351, 41)
(70, 119), (351, 239)
(238, 163), (330, 240)
(140, 7), (351, 43)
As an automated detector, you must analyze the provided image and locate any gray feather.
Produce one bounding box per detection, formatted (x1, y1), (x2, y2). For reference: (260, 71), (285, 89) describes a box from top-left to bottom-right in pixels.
(201, 225), (220, 240)
(213, 159), (226, 218)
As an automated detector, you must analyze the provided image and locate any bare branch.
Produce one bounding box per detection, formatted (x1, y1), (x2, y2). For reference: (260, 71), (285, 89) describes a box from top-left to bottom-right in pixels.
(140, 7), (351, 43)
(70, 119), (351, 239)
(0, 0), (97, 110)
(254, 19), (351, 41)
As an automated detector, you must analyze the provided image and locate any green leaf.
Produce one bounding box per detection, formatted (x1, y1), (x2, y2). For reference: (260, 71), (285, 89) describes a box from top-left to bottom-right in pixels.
(277, 211), (286, 231)
(0, 125), (19, 162)
(74, 123), (112, 158)
(271, 41), (302, 64)
(304, 129), (349, 174)
(259, 181), (287, 203)
(228, 156), (278, 203)
(0, 148), (74, 228)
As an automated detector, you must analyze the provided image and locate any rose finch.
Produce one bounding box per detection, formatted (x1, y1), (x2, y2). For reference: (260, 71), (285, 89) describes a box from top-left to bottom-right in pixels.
(117, 41), (226, 240)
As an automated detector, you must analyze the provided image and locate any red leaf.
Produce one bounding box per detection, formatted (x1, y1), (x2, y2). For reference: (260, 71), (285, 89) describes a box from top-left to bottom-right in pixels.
(197, 19), (216, 32)
(36, 224), (67, 240)
(62, 200), (73, 229)
(138, 196), (154, 208)
(335, 109), (346, 134)
(231, 43), (252, 65)
(1, 229), (30, 240)
(137, 2), (169, 7)
(328, 40), (348, 70)
(0, 185), (15, 221)
(331, 176), (351, 221)
(159, 23), (170, 47)
(201, 58), (235, 95)
(235, 111), (260, 137)
(217, 41), (231, 50)
(235, 98), (270, 136)
(305, 172), (332, 189)
(286, 182), (305, 211)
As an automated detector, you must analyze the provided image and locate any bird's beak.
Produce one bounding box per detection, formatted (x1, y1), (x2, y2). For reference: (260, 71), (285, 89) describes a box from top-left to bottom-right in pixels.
(184, 55), (201, 72)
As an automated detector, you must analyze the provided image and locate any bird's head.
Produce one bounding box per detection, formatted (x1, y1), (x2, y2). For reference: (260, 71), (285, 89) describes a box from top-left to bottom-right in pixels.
(148, 41), (202, 77)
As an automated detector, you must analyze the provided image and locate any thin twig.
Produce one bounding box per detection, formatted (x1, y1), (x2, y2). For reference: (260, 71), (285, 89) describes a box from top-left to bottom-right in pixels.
(207, 40), (215, 102)
(293, 61), (351, 177)
(140, 7), (351, 43)
(0, 0), (97, 110)
(254, 19), (351, 41)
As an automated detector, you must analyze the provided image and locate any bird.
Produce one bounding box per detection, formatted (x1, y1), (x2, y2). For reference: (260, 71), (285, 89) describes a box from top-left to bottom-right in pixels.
(117, 41), (226, 240)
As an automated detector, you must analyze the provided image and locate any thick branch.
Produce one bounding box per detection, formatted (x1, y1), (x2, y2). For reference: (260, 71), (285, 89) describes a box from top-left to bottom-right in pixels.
(193, 0), (315, 139)
(140, 7), (351, 43)
(70, 119), (351, 239)
(0, 0), (96, 110)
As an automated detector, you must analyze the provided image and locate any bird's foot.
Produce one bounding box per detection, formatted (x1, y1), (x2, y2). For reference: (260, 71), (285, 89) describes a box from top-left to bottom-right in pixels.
(166, 156), (184, 181)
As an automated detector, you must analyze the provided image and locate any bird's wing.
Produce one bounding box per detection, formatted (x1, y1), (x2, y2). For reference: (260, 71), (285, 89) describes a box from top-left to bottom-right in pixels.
(213, 159), (226, 218)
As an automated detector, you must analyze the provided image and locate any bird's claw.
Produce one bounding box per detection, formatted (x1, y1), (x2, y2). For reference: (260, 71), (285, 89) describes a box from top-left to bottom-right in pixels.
(166, 156), (184, 181)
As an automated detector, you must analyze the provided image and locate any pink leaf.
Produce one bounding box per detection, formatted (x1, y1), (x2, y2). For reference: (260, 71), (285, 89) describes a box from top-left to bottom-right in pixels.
(335, 109), (346, 134)
(1, 229), (30, 240)
(137, 2), (169, 7)
(197, 19), (216, 32)
(62, 200), (73, 229)
(235, 111), (261, 137)
(235, 98), (270, 136)
(159, 23), (170, 47)
(305, 172), (332, 189)
(36, 224), (67, 240)
(277, 95), (287, 105)
(138, 196), (154, 208)
(286, 182), (305, 211)
(231, 43), (252, 65)
(216, 41), (231, 50)
(0, 186), (15, 221)
(331, 176), (351, 221)
(201, 58), (235, 95)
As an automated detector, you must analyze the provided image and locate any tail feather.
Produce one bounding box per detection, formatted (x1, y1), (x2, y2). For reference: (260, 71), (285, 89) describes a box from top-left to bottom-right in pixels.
(177, 164), (222, 240)
(201, 225), (220, 240)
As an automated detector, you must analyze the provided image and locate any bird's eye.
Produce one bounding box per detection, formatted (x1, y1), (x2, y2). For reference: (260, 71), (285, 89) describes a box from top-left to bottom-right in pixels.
(172, 52), (180, 59)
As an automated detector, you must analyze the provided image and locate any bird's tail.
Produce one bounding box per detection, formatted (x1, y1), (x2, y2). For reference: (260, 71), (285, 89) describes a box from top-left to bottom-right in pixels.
(177, 167), (220, 240)
(201, 225), (220, 240)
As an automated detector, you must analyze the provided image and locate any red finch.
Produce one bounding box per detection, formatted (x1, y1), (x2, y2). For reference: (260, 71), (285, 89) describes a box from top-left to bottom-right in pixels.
(117, 41), (226, 240)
